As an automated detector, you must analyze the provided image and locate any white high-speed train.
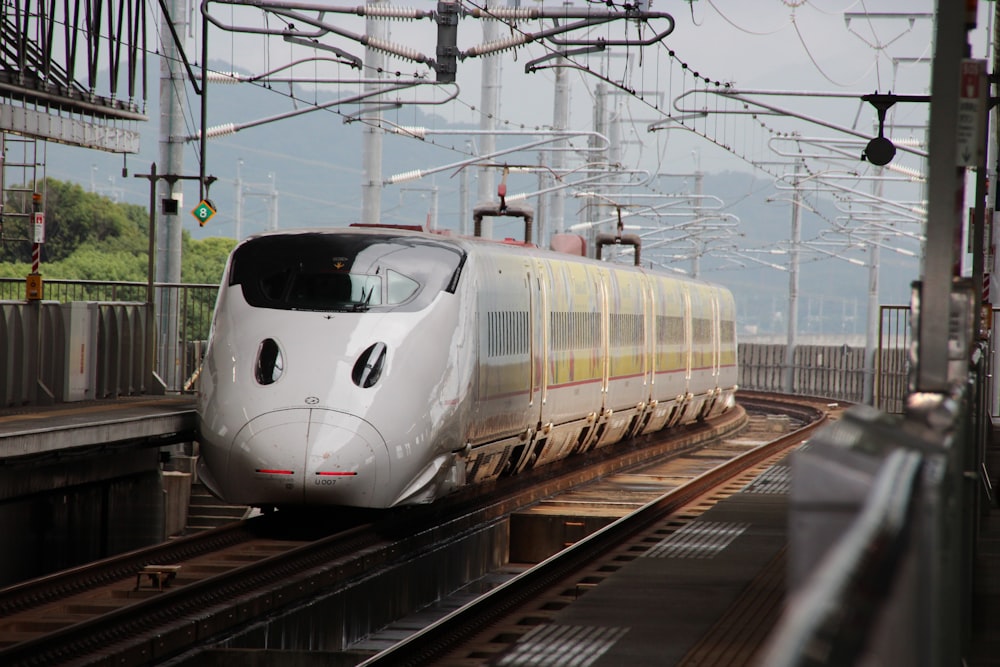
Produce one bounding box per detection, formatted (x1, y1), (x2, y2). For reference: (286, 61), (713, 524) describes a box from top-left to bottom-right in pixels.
(196, 226), (738, 510)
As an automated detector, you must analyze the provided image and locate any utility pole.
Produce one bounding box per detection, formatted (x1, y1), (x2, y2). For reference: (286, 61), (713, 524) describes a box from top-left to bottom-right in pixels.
(361, 0), (386, 226)
(863, 169), (883, 405)
(460, 141), (471, 235)
(784, 160), (803, 394)
(157, 0), (187, 390)
(234, 159), (243, 240)
(477, 12), (502, 239)
(692, 169), (704, 278)
(581, 82), (608, 254)
(268, 173), (279, 231)
(549, 63), (570, 240)
(916, 3), (972, 393)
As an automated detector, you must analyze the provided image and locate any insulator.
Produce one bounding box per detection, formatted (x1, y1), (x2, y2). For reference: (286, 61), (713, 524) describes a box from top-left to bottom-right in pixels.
(886, 163), (925, 180)
(366, 37), (427, 63)
(203, 123), (237, 139)
(480, 8), (540, 20)
(465, 34), (530, 58)
(206, 72), (241, 84)
(361, 4), (426, 19)
(386, 169), (423, 185)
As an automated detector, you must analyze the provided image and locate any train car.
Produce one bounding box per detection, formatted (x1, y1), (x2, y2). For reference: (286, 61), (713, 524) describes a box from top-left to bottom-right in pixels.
(196, 226), (738, 510)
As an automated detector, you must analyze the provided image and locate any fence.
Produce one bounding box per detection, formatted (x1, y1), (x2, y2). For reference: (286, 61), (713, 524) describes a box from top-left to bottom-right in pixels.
(738, 305), (909, 408)
(0, 278), (218, 403)
(738, 343), (870, 404)
(740, 305), (1000, 416)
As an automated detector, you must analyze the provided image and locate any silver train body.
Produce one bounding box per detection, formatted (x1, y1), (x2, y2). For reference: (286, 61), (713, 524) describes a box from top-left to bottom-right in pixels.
(196, 227), (738, 509)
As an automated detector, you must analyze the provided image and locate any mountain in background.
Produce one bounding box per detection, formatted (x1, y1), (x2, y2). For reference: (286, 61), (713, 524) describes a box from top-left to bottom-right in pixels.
(41, 60), (921, 339)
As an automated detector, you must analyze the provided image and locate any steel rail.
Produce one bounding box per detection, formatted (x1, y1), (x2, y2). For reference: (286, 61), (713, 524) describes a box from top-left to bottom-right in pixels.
(0, 521), (257, 617)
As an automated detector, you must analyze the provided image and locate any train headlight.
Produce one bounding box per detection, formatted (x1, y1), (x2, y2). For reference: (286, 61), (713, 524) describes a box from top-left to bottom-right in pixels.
(352, 342), (387, 388)
(255, 338), (284, 385)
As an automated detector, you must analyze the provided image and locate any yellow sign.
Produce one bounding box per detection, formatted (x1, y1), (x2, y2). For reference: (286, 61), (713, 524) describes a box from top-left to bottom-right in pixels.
(26, 273), (43, 301)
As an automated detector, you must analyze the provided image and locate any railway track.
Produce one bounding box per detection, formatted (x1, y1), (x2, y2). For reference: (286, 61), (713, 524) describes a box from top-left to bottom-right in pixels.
(0, 393), (824, 666)
(359, 393), (835, 666)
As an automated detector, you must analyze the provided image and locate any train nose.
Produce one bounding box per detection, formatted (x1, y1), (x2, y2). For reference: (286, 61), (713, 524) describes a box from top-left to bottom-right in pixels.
(228, 409), (390, 508)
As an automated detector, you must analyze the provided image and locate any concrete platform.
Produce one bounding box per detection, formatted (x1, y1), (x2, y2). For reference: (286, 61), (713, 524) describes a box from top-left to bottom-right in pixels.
(0, 396), (196, 461)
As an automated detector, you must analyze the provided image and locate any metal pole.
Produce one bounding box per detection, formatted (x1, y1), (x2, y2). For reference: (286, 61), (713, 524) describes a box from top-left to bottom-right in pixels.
(916, 2), (970, 392)
(692, 170), (704, 278)
(550, 63), (570, 237)
(864, 234), (880, 404)
(157, 0), (187, 391)
(145, 162), (157, 393)
(992, 0), (1000, 417)
(361, 0), (385, 225)
(477, 12), (501, 239)
(269, 173), (278, 231)
(864, 161), (884, 405)
(460, 141), (470, 235)
(585, 82), (608, 255)
(784, 160), (803, 393)
(234, 159), (243, 240)
(429, 185), (438, 231)
(199, 7), (209, 202)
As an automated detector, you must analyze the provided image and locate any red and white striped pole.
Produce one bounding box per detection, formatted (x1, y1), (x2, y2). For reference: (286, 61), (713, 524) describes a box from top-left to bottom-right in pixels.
(26, 192), (43, 300)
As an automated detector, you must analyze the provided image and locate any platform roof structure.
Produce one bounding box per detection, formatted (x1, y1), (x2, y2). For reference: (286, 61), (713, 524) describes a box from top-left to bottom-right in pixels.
(0, 0), (147, 153)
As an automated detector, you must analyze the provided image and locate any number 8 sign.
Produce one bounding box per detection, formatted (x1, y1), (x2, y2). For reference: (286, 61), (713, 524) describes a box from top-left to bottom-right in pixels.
(192, 200), (217, 227)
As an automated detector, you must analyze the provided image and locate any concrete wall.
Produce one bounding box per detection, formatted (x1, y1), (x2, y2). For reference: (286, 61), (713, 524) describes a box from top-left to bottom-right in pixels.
(0, 448), (165, 586)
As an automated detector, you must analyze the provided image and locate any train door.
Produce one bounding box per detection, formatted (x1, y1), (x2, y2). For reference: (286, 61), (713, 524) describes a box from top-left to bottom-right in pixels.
(503, 259), (540, 475)
(683, 285), (693, 384)
(531, 258), (549, 413)
(634, 274), (657, 435)
(512, 258), (552, 474)
(600, 269), (612, 401)
(645, 275), (656, 393)
(587, 267), (613, 448)
(712, 289), (722, 382)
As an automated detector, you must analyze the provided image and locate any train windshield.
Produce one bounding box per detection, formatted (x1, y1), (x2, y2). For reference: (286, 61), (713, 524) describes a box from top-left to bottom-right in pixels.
(230, 232), (466, 312)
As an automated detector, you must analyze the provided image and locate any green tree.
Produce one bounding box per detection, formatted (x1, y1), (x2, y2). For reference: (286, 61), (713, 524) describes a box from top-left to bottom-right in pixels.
(182, 235), (236, 285)
(0, 178), (236, 285)
(0, 178), (146, 263)
(180, 234), (236, 340)
(46, 244), (148, 281)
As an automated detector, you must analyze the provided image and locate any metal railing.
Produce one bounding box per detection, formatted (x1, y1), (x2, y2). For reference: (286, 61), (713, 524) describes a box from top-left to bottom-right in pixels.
(0, 278), (218, 402)
(875, 304), (911, 414)
(740, 306), (999, 417)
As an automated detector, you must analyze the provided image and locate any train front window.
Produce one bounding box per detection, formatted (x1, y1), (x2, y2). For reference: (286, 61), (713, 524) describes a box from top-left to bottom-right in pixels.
(230, 232), (465, 312)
